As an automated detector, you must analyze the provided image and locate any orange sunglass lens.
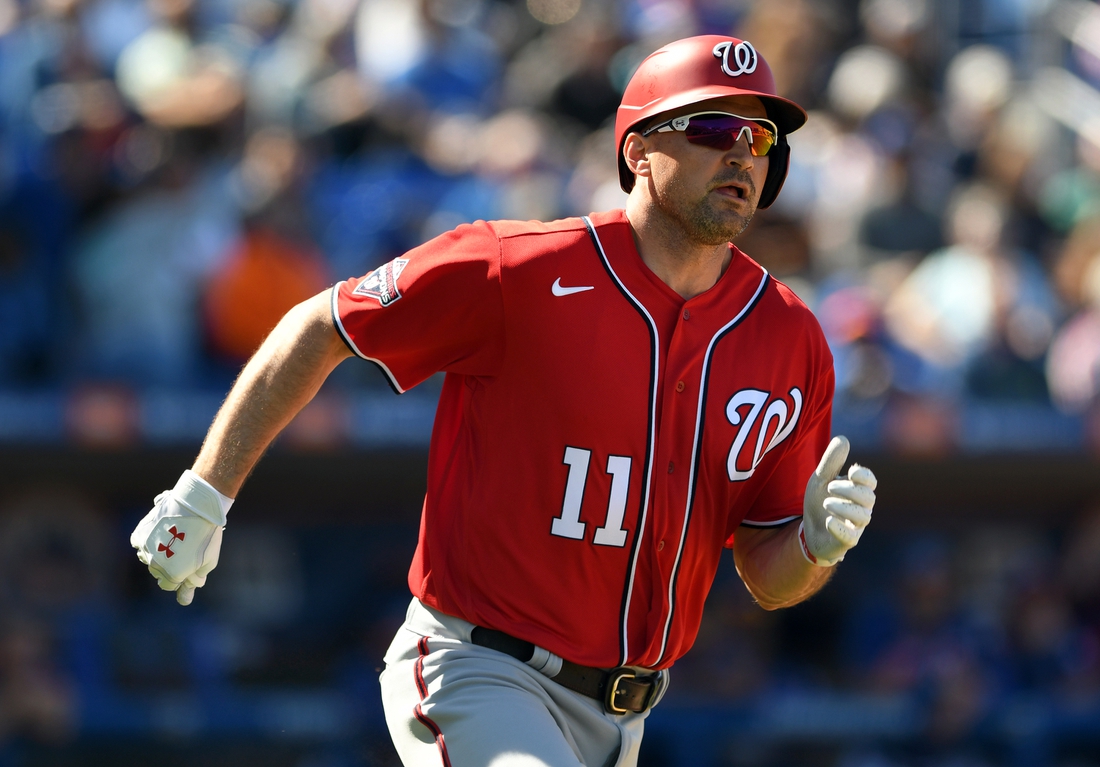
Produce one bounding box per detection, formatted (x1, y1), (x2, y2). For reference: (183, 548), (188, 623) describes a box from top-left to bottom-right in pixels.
(683, 117), (775, 156)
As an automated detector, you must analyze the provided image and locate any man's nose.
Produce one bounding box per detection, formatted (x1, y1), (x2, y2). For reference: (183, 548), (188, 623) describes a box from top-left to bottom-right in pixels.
(724, 128), (755, 168)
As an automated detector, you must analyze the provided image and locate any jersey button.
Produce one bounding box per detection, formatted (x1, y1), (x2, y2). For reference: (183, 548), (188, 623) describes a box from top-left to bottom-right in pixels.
(667, 461), (674, 473)
(683, 309), (691, 320)
(675, 380), (685, 393)
(657, 540), (665, 551)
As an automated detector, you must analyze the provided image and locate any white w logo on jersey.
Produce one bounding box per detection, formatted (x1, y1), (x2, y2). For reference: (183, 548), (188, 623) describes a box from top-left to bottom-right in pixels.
(725, 387), (802, 481)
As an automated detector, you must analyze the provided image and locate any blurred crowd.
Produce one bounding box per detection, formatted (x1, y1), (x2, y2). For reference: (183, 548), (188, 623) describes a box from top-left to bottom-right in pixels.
(4, 0), (1100, 764)
(3, 485), (1100, 766)
(675, 501), (1100, 766)
(0, 0), (1099, 417)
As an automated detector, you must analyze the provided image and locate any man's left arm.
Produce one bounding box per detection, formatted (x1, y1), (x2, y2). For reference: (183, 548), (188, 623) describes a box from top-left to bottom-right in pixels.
(733, 436), (877, 610)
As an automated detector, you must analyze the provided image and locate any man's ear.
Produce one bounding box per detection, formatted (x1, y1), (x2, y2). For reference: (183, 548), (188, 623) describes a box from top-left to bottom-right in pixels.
(623, 133), (651, 181)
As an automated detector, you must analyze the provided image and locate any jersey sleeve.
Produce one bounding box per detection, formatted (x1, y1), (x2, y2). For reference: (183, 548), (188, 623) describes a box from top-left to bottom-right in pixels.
(735, 327), (835, 533)
(332, 220), (506, 392)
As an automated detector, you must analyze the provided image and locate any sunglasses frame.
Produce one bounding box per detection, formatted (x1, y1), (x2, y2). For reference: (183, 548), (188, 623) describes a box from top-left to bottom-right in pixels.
(640, 111), (780, 156)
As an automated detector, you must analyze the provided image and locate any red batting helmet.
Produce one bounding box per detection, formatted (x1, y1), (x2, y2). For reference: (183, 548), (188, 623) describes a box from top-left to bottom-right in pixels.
(615, 35), (808, 208)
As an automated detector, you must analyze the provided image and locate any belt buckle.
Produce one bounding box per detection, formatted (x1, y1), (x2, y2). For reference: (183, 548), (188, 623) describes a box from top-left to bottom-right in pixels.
(603, 667), (639, 715)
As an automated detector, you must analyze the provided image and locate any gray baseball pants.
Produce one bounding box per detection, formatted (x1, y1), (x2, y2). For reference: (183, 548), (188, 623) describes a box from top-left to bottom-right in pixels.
(380, 598), (669, 767)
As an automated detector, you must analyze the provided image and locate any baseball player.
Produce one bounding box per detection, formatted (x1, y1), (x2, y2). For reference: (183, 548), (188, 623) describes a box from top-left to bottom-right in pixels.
(131, 36), (877, 766)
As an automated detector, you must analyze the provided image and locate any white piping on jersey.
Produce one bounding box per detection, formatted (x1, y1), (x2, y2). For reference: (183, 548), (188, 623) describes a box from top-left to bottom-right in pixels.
(330, 284), (406, 393)
(656, 266), (770, 666)
(740, 514), (800, 528)
(582, 216), (660, 665)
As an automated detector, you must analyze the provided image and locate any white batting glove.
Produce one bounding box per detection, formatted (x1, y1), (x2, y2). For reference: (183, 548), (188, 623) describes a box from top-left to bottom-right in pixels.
(798, 436), (877, 567)
(130, 470), (232, 605)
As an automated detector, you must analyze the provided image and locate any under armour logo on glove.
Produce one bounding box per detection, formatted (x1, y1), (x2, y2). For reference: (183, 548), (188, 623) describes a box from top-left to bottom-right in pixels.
(131, 471), (232, 605)
(157, 526), (185, 558)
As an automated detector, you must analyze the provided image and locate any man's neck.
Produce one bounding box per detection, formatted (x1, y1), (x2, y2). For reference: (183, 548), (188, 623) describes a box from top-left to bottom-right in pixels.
(625, 199), (735, 301)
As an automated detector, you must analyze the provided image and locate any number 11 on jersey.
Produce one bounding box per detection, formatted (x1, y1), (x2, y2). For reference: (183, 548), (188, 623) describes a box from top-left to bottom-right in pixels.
(551, 446), (631, 547)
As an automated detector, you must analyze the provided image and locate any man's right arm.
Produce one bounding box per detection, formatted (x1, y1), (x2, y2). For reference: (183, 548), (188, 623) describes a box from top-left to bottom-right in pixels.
(193, 287), (353, 496)
(130, 288), (353, 604)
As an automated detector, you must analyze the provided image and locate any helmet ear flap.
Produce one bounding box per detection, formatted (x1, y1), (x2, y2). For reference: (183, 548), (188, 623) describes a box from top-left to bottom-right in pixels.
(757, 135), (789, 209)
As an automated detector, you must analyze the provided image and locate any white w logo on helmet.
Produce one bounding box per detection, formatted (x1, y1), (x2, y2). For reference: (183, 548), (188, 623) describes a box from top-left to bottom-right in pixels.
(713, 41), (758, 77)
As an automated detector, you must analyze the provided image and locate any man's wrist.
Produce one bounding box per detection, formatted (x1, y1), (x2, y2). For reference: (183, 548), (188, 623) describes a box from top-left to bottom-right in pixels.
(173, 470), (234, 525)
(797, 520), (839, 568)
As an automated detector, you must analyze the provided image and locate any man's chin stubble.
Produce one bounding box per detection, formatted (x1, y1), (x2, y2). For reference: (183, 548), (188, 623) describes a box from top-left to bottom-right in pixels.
(687, 202), (753, 245)
(654, 180), (756, 246)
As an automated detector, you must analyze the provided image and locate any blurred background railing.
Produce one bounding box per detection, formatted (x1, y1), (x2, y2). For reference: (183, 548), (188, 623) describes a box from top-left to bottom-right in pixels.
(3, 0), (1100, 765)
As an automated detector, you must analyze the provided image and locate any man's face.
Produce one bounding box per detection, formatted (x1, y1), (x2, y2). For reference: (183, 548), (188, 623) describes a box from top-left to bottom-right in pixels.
(638, 95), (772, 246)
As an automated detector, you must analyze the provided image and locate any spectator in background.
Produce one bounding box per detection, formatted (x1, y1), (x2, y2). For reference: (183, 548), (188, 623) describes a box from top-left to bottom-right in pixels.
(355, 0), (501, 115)
(203, 127), (329, 369)
(0, 0), (130, 224)
(0, 619), (76, 750)
(1047, 216), (1100, 413)
(67, 133), (239, 386)
(0, 215), (53, 383)
(660, 568), (778, 704)
(1007, 567), (1095, 699)
(419, 108), (565, 234)
(1040, 135), (1100, 235)
(0, 489), (112, 618)
(857, 539), (998, 753)
(883, 182), (1055, 399)
(0, 489), (107, 754)
(203, 223), (328, 367)
(113, 0), (244, 129)
(1060, 503), (1100, 701)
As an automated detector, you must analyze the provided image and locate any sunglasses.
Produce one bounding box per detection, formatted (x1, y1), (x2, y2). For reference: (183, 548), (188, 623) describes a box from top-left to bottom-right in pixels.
(641, 111), (779, 157)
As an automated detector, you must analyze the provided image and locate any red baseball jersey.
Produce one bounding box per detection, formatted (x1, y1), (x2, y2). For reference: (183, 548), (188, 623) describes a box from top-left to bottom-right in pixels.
(333, 209), (833, 670)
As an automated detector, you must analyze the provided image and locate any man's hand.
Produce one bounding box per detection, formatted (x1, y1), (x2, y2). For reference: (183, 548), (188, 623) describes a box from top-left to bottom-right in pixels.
(130, 470), (232, 605)
(799, 436), (877, 567)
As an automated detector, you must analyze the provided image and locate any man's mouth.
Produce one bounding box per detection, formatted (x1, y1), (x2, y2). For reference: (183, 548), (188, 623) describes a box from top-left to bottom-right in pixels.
(715, 181), (749, 200)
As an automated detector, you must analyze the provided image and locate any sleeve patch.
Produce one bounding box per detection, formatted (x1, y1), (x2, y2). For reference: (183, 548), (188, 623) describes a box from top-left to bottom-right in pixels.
(353, 258), (409, 306)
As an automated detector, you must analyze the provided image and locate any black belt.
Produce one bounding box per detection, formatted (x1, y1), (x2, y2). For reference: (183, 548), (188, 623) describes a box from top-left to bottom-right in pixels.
(470, 626), (660, 715)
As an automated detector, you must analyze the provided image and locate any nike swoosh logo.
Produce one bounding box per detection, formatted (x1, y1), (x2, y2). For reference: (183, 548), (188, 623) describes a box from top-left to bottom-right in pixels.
(552, 278), (595, 297)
